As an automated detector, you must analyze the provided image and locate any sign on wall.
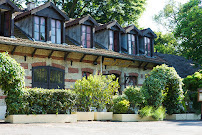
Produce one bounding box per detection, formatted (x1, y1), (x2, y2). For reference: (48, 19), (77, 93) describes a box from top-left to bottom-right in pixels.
(103, 58), (134, 67)
(198, 89), (202, 102)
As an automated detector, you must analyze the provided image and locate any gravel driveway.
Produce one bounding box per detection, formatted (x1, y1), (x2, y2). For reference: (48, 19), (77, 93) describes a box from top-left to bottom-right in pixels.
(0, 121), (202, 135)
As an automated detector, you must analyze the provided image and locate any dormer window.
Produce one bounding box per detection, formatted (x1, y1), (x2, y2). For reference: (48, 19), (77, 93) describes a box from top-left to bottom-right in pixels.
(128, 34), (136, 55)
(34, 16), (46, 41)
(144, 37), (151, 56)
(81, 25), (91, 48)
(109, 30), (120, 52)
(51, 19), (61, 44)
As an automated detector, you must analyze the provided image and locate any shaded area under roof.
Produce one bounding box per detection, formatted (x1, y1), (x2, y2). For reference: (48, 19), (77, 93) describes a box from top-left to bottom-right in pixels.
(156, 53), (200, 78)
(0, 36), (166, 64)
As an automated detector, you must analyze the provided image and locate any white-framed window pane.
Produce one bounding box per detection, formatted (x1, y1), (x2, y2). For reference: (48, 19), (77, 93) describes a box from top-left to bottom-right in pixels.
(40, 33), (45, 41)
(34, 24), (39, 32)
(40, 25), (45, 33)
(34, 32), (39, 41)
(82, 25), (86, 33)
(51, 36), (55, 43)
(128, 41), (132, 54)
(51, 19), (55, 28)
(132, 35), (135, 41)
(109, 44), (113, 50)
(128, 34), (131, 40)
(56, 20), (61, 29)
(40, 17), (45, 26)
(87, 26), (91, 34)
(56, 29), (61, 44)
(34, 16), (39, 24)
(109, 30), (113, 37)
(87, 33), (91, 41)
(110, 37), (113, 45)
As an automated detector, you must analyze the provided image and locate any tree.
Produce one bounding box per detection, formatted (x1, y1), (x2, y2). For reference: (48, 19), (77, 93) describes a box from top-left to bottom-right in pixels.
(17, 0), (146, 26)
(174, 0), (202, 65)
(154, 32), (181, 55)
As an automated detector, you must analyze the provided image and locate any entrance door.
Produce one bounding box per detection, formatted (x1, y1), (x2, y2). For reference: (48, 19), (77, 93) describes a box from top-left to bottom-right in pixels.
(114, 31), (119, 52)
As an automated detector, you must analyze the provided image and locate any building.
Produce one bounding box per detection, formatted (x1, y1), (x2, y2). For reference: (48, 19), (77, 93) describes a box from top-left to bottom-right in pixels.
(0, 1), (166, 92)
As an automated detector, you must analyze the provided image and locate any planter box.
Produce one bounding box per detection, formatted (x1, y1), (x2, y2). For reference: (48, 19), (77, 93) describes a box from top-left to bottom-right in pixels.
(166, 113), (201, 120)
(5, 114), (77, 124)
(72, 112), (94, 121)
(94, 112), (113, 121)
(113, 114), (155, 122)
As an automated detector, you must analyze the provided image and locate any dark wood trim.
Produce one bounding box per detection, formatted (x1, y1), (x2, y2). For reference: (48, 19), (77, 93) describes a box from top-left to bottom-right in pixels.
(46, 17), (51, 41)
(80, 54), (86, 62)
(48, 50), (54, 58)
(11, 46), (17, 55)
(64, 52), (70, 60)
(93, 56), (99, 65)
(136, 35), (139, 55)
(10, 11), (14, 37)
(138, 62), (143, 68)
(62, 21), (65, 43)
(32, 15), (34, 39)
(32, 48), (37, 57)
(119, 31), (121, 53)
(92, 27), (94, 48)
(144, 62), (149, 70)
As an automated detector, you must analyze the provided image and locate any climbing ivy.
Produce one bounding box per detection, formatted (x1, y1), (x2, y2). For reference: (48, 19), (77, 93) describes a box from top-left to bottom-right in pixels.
(0, 52), (25, 115)
(142, 64), (183, 114)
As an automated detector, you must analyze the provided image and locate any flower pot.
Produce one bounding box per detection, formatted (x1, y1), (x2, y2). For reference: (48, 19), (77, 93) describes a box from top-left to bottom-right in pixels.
(113, 114), (155, 122)
(94, 112), (113, 121)
(71, 112), (94, 121)
(5, 114), (77, 124)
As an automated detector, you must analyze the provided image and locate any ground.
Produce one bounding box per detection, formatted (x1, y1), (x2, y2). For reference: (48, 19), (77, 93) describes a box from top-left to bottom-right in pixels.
(0, 121), (202, 135)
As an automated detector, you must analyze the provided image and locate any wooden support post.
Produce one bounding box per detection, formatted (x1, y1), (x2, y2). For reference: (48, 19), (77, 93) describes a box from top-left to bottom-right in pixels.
(138, 62), (143, 68)
(11, 46), (17, 55)
(64, 52), (70, 60)
(80, 54), (86, 62)
(32, 48), (37, 57)
(48, 50), (54, 59)
(93, 56), (99, 65)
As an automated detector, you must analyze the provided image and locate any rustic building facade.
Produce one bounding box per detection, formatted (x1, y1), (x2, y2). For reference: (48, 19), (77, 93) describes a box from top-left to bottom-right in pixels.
(0, 1), (167, 119)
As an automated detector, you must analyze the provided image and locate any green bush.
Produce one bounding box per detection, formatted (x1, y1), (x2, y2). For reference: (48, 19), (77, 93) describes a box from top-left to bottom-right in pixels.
(138, 106), (153, 118)
(142, 64), (183, 114)
(183, 70), (202, 113)
(138, 106), (166, 121)
(152, 106), (166, 121)
(73, 73), (119, 112)
(113, 95), (130, 114)
(124, 86), (143, 108)
(22, 88), (77, 114)
(0, 52), (25, 115)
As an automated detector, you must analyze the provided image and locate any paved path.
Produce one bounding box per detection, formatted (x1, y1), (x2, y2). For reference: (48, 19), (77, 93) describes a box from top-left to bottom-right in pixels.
(0, 121), (202, 135)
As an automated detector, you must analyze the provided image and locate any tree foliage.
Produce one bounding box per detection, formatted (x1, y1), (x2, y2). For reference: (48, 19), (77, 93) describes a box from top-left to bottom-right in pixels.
(142, 64), (183, 114)
(73, 73), (119, 112)
(154, 32), (181, 55)
(0, 52), (25, 115)
(174, 0), (202, 65)
(14, 0), (146, 26)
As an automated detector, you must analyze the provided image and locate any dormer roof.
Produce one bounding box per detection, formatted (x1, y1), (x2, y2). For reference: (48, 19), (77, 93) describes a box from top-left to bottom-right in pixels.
(95, 20), (125, 32)
(124, 25), (140, 35)
(65, 14), (99, 27)
(14, 2), (69, 21)
(141, 28), (157, 38)
(0, 0), (20, 12)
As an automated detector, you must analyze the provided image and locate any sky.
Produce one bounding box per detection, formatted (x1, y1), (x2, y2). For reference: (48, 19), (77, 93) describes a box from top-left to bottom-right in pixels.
(138, 0), (190, 33)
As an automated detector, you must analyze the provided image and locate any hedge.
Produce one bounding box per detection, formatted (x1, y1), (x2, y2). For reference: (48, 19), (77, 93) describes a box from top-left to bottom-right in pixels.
(21, 88), (77, 115)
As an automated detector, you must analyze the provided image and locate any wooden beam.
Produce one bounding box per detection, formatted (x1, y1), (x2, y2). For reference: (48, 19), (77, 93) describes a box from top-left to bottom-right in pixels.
(48, 50), (54, 59)
(138, 62), (143, 68)
(144, 62), (149, 70)
(80, 54), (86, 62)
(64, 52), (70, 60)
(93, 56), (99, 65)
(32, 48), (37, 57)
(11, 46), (17, 55)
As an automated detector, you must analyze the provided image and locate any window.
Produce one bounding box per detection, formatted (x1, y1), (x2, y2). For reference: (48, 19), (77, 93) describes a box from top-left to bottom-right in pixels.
(109, 30), (113, 50)
(125, 76), (137, 87)
(34, 16), (45, 41)
(144, 37), (151, 56)
(128, 34), (136, 55)
(32, 66), (64, 89)
(82, 72), (91, 79)
(81, 25), (91, 48)
(51, 19), (61, 44)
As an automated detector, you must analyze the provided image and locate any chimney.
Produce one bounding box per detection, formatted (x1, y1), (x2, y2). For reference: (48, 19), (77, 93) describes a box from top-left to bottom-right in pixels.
(26, 2), (35, 11)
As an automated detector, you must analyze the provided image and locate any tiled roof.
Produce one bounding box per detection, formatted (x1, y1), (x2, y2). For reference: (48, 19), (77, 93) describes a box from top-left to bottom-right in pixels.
(156, 53), (200, 78)
(95, 20), (125, 32)
(0, 36), (166, 64)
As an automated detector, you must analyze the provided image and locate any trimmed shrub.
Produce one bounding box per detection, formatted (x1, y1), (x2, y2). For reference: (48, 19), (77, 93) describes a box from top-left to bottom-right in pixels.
(183, 70), (202, 113)
(124, 86), (143, 108)
(22, 88), (77, 114)
(142, 64), (183, 114)
(73, 73), (119, 112)
(113, 95), (130, 114)
(0, 52), (25, 115)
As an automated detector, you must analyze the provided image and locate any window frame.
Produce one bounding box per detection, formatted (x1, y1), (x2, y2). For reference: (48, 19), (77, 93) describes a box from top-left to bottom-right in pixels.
(32, 66), (65, 89)
(125, 76), (138, 87)
(81, 25), (92, 48)
(51, 19), (62, 44)
(144, 37), (151, 57)
(34, 16), (46, 41)
(127, 34), (136, 55)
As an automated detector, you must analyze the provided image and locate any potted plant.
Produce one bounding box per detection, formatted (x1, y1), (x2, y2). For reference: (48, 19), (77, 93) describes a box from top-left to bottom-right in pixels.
(73, 73), (119, 121)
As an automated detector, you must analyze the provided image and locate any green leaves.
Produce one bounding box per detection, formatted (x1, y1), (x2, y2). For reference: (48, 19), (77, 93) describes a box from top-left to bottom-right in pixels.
(73, 73), (119, 112)
(142, 64), (183, 114)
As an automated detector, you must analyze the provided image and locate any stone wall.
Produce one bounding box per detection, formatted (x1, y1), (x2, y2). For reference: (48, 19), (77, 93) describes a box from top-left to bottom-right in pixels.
(0, 44), (153, 91)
